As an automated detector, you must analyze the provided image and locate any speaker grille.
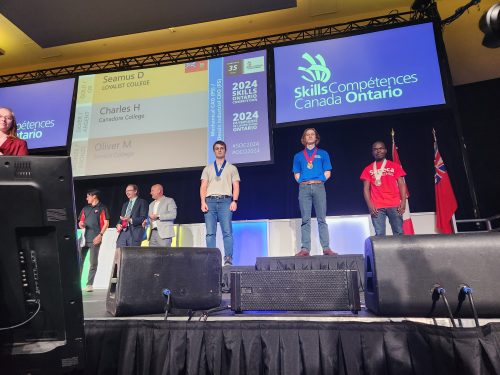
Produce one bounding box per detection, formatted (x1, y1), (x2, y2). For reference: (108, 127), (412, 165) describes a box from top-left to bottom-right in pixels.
(232, 269), (360, 312)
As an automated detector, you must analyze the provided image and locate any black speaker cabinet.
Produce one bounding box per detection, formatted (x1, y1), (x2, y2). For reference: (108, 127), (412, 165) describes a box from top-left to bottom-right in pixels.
(256, 254), (365, 291)
(365, 233), (500, 317)
(222, 265), (255, 293)
(106, 247), (222, 316)
(231, 269), (360, 313)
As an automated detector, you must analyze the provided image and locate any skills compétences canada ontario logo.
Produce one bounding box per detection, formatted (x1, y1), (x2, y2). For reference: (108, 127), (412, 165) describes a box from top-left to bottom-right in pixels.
(293, 52), (418, 110)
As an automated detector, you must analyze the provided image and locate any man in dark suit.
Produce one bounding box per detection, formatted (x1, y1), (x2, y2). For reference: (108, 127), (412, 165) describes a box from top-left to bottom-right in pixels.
(116, 184), (148, 247)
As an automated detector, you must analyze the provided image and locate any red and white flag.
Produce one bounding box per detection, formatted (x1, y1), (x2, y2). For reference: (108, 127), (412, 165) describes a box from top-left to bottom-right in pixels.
(434, 131), (457, 234)
(391, 130), (415, 235)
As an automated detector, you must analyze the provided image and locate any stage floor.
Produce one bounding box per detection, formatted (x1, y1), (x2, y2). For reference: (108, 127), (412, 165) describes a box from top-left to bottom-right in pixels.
(82, 289), (499, 327)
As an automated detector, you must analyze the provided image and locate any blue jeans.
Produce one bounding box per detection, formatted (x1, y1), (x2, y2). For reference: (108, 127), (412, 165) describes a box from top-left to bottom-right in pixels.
(204, 196), (233, 257)
(371, 207), (404, 236)
(298, 183), (330, 251)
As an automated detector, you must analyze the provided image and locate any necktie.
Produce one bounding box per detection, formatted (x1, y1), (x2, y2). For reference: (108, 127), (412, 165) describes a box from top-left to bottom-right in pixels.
(125, 200), (133, 217)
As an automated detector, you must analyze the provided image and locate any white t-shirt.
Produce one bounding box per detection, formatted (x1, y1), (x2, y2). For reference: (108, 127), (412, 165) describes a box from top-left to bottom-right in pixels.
(201, 161), (240, 197)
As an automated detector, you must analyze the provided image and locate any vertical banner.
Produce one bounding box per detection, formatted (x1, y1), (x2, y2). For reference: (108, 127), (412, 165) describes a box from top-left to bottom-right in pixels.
(223, 51), (270, 164)
(208, 58), (224, 162)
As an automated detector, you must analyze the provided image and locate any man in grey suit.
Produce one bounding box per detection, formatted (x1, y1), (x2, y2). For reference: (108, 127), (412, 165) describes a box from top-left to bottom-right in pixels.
(147, 184), (177, 246)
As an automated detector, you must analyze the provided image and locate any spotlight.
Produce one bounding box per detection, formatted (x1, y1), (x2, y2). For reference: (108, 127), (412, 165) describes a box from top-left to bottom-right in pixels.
(479, 2), (500, 48)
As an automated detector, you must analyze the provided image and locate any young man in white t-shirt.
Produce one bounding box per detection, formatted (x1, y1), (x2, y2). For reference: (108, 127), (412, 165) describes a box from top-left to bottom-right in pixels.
(200, 141), (240, 265)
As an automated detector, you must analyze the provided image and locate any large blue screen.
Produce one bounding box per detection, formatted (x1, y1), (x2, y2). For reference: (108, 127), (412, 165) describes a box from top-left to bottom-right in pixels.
(0, 79), (75, 150)
(274, 22), (446, 124)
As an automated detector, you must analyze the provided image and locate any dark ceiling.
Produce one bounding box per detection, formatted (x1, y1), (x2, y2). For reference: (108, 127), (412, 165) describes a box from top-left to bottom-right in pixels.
(0, 0), (296, 48)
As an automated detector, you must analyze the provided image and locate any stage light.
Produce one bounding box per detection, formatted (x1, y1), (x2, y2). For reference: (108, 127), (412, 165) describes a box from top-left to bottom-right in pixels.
(479, 2), (500, 48)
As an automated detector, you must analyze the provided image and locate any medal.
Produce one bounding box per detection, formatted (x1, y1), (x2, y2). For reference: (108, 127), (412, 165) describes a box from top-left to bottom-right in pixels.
(214, 160), (227, 180)
(372, 159), (387, 187)
(303, 147), (318, 170)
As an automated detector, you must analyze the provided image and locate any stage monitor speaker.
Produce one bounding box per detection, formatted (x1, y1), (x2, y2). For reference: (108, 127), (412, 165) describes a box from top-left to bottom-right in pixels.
(231, 269), (360, 313)
(106, 247), (222, 316)
(365, 233), (500, 317)
(256, 254), (365, 291)
(0, 156), (84, 374)
(222, 265), (255, 293)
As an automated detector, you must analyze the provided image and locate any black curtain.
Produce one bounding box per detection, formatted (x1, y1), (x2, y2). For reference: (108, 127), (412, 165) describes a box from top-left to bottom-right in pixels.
(84, 320), (500, 375)
(455, 78), (500, 218)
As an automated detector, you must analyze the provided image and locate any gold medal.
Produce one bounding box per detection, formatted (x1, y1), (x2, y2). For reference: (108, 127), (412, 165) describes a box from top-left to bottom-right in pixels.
(303, 148), (317, 171)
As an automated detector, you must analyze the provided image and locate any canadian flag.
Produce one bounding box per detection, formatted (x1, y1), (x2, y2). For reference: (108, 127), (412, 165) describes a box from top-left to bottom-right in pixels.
(391, 130), (415, 235)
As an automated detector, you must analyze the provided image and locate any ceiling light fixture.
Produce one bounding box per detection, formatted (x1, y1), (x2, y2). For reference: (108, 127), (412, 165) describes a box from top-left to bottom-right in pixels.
(479, 2), (500, 48)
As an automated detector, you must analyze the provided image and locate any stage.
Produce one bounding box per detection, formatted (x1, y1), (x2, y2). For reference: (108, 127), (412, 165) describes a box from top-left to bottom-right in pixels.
(82, 290), (500, 375)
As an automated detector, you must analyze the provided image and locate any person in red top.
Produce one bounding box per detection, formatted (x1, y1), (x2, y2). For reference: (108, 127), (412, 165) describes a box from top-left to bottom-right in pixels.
(0, 107), (28, 156)
(360, 141), (407, 236)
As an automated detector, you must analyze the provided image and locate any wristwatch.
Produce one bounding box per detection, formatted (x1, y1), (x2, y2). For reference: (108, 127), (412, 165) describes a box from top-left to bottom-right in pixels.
(232, 200), (238, 203)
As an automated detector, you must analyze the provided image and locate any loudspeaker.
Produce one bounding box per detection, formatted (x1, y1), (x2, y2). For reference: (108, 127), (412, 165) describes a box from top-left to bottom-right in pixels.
(221, 265), (255, 293)
(231, 269), (360, 313)
(365, 233), (500, 317)
(256, 254), (365, 290)
(106, 247), (222, 316)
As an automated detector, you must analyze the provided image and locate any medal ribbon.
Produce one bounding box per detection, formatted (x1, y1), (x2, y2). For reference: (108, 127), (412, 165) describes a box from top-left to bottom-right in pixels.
(303, 147), (318, 166)
(214, 160), (227, 177)
(372, 159), (387, 184)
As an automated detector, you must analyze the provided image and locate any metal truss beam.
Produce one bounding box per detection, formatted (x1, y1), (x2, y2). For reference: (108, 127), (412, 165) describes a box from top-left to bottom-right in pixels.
(0, 9), (438, 85)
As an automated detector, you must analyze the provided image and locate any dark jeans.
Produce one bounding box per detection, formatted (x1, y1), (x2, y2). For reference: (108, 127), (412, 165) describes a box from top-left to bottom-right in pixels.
(371, 207), (404, 236)
(80, 244), (100, 286)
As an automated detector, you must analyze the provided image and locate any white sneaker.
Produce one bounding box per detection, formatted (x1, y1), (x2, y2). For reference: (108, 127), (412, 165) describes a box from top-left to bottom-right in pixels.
(223, 256), (233, 266)
(83, 285), (93, 292)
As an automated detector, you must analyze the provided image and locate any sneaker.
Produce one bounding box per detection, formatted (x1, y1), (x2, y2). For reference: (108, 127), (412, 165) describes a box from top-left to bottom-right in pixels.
(295, 248), (310, 256)
(323, 248), (338, 256)
(83, 285), (93, 292)
(224, 256), (233, 266)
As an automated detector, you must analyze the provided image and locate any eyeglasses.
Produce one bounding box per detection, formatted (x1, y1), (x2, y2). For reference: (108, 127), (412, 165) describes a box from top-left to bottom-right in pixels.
(0, 115), (13, 121)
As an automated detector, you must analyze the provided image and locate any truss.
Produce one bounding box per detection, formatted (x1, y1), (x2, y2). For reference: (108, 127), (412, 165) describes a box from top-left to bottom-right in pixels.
(0, 7), (439, 85)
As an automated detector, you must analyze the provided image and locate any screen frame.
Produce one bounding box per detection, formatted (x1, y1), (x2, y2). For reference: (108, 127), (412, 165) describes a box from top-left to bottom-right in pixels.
(270, 20), (453, 129)
(70, 48), (275, 180)
(0, 77), (78, 153)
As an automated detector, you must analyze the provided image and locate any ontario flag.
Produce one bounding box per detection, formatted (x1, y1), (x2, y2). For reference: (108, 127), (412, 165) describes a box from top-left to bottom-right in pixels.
(391, 131), (415, 234)
(434, 135), (458, 234)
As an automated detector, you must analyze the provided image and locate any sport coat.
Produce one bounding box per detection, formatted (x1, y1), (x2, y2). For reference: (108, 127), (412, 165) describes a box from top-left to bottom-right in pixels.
(149, 196), (177, 239)
(118, 197), (148, 244)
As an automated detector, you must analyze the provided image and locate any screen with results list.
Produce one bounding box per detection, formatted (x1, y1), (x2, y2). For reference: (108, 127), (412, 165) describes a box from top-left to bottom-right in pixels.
(0, 79), (75, 150)
(274, 22), (446, 125)
(70, 50), (271, 177)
